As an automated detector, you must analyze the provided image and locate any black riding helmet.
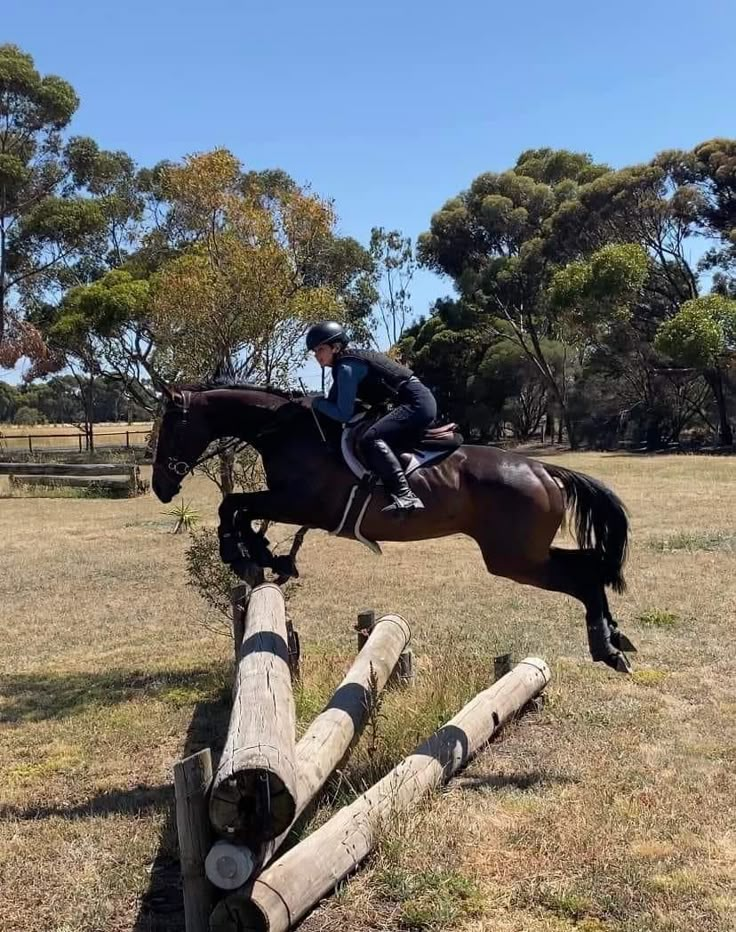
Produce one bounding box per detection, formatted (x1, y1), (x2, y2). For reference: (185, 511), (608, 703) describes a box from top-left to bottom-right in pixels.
(306, 320), (348, 351)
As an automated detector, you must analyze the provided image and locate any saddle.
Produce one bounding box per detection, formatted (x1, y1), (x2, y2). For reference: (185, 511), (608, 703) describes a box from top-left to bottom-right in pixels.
(342, 414), (463, 481)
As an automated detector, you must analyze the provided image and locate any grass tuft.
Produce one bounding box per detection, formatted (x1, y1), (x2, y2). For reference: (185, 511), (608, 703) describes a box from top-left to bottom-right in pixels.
(637, 609), (679, 628)
(632, 669), (668, 687)
(649, 531), (736, 553)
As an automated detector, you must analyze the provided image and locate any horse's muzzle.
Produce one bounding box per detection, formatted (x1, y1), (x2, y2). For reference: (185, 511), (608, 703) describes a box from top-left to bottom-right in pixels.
(152, 469), (179, 503)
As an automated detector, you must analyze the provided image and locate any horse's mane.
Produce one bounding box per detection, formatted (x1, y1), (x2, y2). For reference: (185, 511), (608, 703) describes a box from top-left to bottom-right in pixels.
(176, 381), (305, 400)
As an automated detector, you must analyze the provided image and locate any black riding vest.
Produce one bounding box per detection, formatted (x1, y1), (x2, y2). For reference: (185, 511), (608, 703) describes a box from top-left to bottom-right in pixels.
(335, 348), (415, 406)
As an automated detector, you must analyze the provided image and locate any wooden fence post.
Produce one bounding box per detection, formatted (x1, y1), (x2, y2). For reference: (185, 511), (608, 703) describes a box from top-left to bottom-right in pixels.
(356, 609), (376, 651)
(174, 749), (214, 932)
(494, 653), (513, 682)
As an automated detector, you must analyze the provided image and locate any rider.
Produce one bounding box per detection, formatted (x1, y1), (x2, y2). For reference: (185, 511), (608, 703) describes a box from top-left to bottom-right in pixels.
(305, 320), (437, 514)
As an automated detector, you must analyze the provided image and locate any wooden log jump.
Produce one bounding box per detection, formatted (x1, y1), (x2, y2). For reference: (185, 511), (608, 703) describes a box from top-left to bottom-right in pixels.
(174, 583), (551, 932)
(3, 461), (139, 496)
(356, 608), (414, 688)
(210, 657), (551, 932)
(205, 611), (412, 889)
(0, 462), (136, 476)
(209, 583), (299, 844)
(9, 474), (135, 492)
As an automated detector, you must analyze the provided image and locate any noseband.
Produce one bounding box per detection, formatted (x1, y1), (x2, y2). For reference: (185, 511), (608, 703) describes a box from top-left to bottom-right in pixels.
(165, 390), (197, 479)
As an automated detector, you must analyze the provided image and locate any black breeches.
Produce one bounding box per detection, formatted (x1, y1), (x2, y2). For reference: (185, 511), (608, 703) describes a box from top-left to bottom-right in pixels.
(359, 381), (437, 455)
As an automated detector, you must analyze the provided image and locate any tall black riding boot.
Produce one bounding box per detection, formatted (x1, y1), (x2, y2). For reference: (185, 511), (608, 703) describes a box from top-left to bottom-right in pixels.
(363, 439), (424, 515)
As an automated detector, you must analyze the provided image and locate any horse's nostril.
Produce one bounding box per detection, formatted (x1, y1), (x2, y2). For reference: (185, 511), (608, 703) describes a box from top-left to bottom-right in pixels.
(152, 473), (175, 503)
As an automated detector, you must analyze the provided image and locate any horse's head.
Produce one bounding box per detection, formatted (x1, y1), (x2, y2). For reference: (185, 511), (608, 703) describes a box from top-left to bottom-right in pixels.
(152, 388), (212, 503)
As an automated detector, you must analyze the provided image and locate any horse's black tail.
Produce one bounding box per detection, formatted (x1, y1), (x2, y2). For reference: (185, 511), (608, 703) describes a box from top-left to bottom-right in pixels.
(544, 464), (629, 594)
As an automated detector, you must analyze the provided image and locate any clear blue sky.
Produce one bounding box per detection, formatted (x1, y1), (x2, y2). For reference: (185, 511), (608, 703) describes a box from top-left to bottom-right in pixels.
(4, 0), (735, 384)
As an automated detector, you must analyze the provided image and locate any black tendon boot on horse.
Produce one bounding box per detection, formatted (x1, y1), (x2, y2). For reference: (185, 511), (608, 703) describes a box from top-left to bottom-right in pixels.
(363, 438), (424, 515)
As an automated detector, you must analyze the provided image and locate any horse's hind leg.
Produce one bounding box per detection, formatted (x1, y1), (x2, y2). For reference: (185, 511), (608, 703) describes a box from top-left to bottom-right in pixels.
(601, 588), (637, 654)
(544, 548), (632, 673)
(480, 542), (632, 674)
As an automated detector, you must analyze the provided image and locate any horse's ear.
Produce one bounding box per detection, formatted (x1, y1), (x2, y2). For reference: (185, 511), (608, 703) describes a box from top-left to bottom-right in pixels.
(212, 357), (236, 386)
(158, 381), (176, 402)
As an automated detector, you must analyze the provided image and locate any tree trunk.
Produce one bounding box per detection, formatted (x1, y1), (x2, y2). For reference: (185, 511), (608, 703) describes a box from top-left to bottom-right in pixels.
(645, 418), (662, 451)
(704, 369), (733, 446)
(77, 376), (96, 453)
(562, 411), (577, 449)
(545, 410), (554, 444)
(0, 182), (7, 347)
(220, 450), (235, 496)
(86, 380), (95, 453)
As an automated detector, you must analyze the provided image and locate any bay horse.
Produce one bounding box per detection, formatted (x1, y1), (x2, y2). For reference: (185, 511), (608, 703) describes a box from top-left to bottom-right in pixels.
(152, 384), (636, 673)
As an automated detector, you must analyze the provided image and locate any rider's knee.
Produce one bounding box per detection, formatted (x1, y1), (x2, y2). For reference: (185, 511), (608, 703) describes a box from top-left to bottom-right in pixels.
(218, 496), (235, 521)
(360, 428), (379, 454)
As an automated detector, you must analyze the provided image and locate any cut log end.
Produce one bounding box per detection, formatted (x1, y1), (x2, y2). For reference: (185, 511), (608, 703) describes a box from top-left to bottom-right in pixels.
(205, 840), (256, 890)
(209, 893), (272, 932)
(209, 769), (297, 841)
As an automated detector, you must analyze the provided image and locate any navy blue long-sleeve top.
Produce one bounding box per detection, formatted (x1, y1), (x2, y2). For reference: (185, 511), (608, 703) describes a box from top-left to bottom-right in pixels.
(312, 359), (369, 423)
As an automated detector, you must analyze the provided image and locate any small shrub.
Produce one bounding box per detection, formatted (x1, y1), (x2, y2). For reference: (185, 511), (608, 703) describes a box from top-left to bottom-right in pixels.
(365, 662), (387, 784)
(185, 526), (242, 623)
(164, 498), (201, 534)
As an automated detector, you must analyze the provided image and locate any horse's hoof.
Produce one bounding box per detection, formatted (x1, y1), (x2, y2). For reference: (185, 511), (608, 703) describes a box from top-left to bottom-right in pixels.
(219, 533), (245, 565)
(232, 559), (263, 582)
(610, 630), (637, 653)
(592, 647), (633, 674)
(271, 555), (299, 579)
(611, 651), (633, 675)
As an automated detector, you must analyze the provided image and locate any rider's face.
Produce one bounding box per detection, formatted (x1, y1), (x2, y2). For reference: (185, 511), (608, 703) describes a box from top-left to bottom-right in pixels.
(314, 342), (337, 368)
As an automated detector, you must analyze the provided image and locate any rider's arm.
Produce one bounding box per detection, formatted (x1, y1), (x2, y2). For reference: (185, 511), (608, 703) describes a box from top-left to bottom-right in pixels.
(313, 360), (367, 423)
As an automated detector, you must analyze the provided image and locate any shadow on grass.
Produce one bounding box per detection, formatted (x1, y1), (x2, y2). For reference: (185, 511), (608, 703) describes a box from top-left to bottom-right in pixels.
(452, 769), (576, 791)
(0, 783), (172, 821)
(0, 666), (230, 724)
(1, 668), (232, 932)
(131, 692), (231, 932)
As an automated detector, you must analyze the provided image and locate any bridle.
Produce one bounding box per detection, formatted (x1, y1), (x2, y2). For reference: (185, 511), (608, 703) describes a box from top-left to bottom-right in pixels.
(161, 387), (294, 483)
(164, 390), (245, 481)
(164, 390), (195, 478)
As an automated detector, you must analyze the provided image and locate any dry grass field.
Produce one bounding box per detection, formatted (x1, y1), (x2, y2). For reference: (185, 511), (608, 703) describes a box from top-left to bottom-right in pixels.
(1, 452), (734, 932)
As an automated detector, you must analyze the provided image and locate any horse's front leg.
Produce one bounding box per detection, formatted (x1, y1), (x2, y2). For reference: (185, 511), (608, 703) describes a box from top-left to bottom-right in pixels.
(218, 491), (302, 578)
